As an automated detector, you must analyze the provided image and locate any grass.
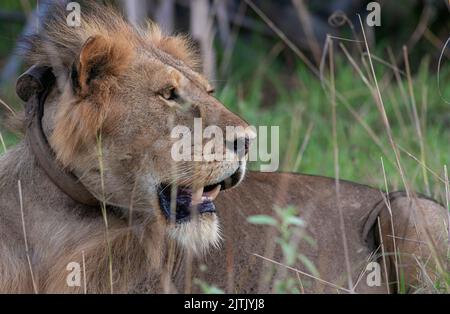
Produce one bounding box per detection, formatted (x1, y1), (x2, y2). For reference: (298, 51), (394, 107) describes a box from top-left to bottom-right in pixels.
(0, 1), (449, 294)
(216, 36), (449, 204)
(215, 15), (450, 292)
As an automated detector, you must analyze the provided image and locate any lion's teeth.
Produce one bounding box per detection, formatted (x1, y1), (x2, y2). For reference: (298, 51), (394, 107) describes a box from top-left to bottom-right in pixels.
(191, 186), (204, 205)
(202, 185), (221, 201)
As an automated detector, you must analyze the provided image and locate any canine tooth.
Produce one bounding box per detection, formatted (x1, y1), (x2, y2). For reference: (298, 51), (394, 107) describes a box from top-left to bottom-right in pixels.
(210, 185), (221, 200)
(191, 186), (204, 205)
(203, 185), (221, 201)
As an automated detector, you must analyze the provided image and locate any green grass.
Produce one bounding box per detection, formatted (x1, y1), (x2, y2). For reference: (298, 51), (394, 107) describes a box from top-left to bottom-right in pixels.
(216, 37), (450, 204)
(0, 0), (33, 62)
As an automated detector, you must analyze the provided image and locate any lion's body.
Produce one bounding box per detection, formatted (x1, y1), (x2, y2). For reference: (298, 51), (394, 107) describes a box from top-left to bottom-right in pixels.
(0, 142), (385, 293)
(0, 2), (447, 294)
(1, 143), (447, 293)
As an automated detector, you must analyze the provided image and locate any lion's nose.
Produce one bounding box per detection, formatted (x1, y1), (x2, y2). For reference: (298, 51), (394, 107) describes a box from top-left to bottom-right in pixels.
(233, 128), (256, 157)
(233, 137), (250, 157)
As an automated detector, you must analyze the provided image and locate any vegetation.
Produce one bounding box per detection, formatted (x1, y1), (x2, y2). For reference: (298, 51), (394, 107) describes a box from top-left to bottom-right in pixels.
(218, 36), (449, 202)
(0, 0), (448, 294)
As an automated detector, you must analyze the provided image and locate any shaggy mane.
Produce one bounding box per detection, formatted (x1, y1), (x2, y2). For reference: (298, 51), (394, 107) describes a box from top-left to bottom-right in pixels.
(21, 1), (200, 77)
(14, 1), (201, 165)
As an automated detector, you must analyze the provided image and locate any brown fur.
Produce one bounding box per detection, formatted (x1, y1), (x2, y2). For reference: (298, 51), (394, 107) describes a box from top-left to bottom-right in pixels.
(51, 33), (133, 167)
(0, 2), (447, 293)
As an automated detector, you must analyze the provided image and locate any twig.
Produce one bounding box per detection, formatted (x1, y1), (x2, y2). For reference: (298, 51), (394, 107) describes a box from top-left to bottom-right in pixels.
(358, 14), (411, 198)
(444, 166), (450, 254)
(18, 180), (38, 294)
(329, 40), (354, 292)
(377, 217), (390, 293)
(0, 98), (16, 116)
(0, 131), (7, 154)
(437, 37), (450, 105)
(291, 0), (321, 66)
(293, 122), (314, 171)
(96, 133), (114, 294)
(381, 157), (399, 288)
(397, 145), (446, 184)
(403, 46), (429, 195)
(253, 253), (352, 293)
(82, 250), (87, 294)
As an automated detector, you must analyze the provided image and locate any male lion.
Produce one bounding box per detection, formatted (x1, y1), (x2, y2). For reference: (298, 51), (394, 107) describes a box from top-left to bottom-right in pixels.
(0, 2), (448, 293)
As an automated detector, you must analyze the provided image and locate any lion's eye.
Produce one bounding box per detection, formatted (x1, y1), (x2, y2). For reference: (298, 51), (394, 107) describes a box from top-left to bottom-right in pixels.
(161, 87), (179, 101)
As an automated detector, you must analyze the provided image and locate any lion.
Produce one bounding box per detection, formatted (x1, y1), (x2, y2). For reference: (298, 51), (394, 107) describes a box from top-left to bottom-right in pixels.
(0, 2), (448, 294)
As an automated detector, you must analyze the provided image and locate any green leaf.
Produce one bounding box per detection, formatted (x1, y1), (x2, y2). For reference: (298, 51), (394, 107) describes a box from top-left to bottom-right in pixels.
(303, 235), (317, 248)
(298, 254), (319, 277)
(285, 216), (305, 227)
(205, 286), (225, 294)
(247, 215), (278, 226)
(280, 242), (297, 266)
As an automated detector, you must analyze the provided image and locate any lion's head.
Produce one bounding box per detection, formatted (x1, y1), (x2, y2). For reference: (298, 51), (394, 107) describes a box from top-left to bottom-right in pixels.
(24, 3), (255, 254)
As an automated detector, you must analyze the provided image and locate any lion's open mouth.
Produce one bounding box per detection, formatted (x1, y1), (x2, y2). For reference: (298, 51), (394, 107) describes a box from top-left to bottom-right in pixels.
(158, 166), (244, 223)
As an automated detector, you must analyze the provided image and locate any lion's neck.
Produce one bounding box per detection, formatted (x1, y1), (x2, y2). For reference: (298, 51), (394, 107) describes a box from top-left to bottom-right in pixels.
(0, 141), (86, 210)
(0, 142), (185, 293)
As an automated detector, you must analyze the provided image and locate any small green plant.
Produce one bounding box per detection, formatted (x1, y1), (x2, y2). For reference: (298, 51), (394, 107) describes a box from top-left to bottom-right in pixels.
(248, 205), (318, 293)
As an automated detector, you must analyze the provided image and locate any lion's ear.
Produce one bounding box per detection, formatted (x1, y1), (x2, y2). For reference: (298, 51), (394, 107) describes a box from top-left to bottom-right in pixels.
(71, 35), (131, 96)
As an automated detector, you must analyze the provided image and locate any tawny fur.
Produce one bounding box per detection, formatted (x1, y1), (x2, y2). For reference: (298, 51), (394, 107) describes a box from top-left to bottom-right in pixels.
(0, 2), (447, 294)
(1, 2), (248, 293)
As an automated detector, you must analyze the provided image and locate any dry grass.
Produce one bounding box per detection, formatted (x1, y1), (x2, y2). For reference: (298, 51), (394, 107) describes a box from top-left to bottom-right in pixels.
(0, 0), (448, 294)
(240, 0), (449, 294)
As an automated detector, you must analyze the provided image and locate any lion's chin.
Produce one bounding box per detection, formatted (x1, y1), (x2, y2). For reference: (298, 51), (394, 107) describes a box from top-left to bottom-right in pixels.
(167, 213), (222, 255)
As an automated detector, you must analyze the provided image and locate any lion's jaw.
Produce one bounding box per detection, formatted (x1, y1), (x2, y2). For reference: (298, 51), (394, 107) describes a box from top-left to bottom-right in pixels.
(156, 160), (247, 255)
(168, 213), (222, 255)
